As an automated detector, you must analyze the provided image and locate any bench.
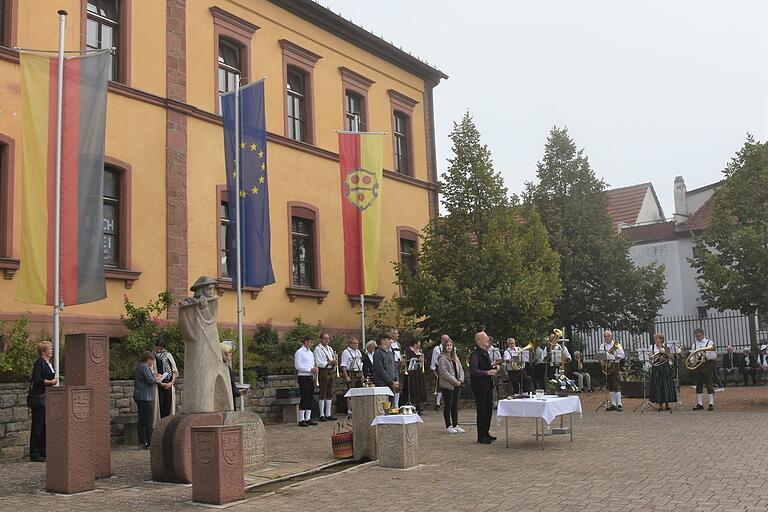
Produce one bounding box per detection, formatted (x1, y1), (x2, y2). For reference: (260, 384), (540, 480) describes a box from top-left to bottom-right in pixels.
(113, 414), (139, 445)
(274, 397), (301, 423)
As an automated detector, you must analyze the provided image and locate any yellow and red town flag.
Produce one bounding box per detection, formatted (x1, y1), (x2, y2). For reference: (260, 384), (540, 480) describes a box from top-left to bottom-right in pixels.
(338, 133), (384, 296)
(16, 52), (110, 305)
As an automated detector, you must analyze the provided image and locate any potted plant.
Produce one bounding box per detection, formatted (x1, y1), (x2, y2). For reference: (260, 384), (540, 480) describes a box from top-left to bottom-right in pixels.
(620, 360), (649, 398)
(546, 371), (579, 397)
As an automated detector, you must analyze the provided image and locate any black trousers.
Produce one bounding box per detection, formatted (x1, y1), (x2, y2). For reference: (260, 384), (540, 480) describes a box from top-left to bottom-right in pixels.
(29, 405), (46, 459)
(473, 387), (493, 441)
(741, 367), (759, 385)
(533, 363), (546, 389)
(694, 360), (715, 394)
(441, 387), (460, 428)
(157, 386), (172, 418)
(135, 399), (154, 446)
(298, 375), (314, 410)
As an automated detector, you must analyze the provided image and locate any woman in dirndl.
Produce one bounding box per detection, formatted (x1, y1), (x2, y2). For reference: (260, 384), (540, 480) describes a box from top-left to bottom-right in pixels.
(649, 333), (677, 412)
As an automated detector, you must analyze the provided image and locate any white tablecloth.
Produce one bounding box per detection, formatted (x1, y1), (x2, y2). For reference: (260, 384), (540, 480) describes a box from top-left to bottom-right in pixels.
(344, 386), (394, 398)
(371, 414), (423, 426)
(497, 396), (582, 425)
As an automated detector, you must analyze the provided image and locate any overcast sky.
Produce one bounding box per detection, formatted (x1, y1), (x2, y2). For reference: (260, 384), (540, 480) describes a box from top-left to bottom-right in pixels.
(322, 0), (767, 215)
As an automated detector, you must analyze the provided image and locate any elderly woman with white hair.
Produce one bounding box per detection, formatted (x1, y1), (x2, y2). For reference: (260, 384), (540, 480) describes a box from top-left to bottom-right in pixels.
(361, 339), (377, 380)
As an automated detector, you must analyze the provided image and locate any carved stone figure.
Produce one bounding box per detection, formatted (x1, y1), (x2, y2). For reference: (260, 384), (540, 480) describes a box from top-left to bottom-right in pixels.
(179, 276), (234, 413)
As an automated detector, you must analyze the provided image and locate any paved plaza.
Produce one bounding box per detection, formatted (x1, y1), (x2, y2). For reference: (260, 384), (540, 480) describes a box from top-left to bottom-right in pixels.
(1, 386), (766, 512)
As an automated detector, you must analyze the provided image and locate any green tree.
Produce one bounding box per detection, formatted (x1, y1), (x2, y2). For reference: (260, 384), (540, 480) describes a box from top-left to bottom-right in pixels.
(690, 135), (768, 349)
(397, 113), (561, 349)
(524, 127), (666, 334)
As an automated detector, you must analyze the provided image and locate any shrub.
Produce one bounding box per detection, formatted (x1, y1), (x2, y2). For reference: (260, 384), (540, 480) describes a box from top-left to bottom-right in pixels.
(0, 318), (42, 383)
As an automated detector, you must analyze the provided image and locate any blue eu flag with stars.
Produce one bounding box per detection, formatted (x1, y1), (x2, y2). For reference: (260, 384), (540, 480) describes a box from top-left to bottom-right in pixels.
(221, 80), (275, 287)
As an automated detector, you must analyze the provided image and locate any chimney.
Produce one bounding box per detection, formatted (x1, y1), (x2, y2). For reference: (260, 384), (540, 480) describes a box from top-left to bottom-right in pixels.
(673, 176), (688, 224)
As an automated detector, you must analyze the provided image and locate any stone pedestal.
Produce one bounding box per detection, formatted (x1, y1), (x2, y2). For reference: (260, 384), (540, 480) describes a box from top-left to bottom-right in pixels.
(345, 387), (392, 461)
(46, 386), (95, 494)
(152, 411), (266, 483)
(65, 333), (111, 478)
(373, 415), (421, 469)
(191, 425), (244, 505)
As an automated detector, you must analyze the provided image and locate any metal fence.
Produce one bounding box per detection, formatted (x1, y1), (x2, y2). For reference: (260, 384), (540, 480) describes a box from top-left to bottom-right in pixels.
(576, 312), (763, 361)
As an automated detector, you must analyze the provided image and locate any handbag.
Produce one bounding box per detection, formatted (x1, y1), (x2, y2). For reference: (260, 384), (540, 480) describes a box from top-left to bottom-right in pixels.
(26, 382), (46, 409)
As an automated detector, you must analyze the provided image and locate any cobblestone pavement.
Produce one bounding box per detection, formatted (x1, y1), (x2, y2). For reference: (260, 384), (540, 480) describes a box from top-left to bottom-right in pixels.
(1, 386), (766, 512)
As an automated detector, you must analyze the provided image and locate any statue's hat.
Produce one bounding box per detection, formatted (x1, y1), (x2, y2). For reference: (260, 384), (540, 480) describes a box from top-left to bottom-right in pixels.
(190, 275), (217, 292)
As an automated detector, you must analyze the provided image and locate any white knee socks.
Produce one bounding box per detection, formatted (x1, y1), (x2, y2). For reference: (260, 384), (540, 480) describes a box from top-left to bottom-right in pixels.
(708, 393), (714, 406)
(435, 392), (442, 406)
(324, 400), (332, 417)
(393, 392), (400, 408)
(610, 392), (622, 406)
(300, 409), (310, 422)
(697, 393), (703, 406)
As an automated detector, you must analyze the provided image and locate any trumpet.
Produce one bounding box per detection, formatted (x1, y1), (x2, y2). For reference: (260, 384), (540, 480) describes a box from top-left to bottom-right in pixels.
(333, 351), (340, 378)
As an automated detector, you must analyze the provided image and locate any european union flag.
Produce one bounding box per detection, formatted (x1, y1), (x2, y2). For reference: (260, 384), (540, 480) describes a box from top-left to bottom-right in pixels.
(221, 80), (275, 287)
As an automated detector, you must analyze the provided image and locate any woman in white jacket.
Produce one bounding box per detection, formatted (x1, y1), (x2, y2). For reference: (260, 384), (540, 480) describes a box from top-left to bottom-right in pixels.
(437, 340), (465, 433)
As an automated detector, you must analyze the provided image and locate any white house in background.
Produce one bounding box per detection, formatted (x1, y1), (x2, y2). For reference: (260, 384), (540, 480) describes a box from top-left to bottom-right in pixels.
(605, 177), (724, 318)
(604, 183), (666, 232)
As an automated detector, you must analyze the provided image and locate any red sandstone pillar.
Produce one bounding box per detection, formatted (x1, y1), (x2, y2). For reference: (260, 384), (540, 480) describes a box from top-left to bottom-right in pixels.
(46, 386), (95, 494)
(191, 425), (244, 505)
(65, 333), (111, 478)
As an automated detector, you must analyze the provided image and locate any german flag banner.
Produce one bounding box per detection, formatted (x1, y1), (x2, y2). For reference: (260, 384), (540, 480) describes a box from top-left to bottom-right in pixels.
(338, 132), (384, 296)
(16, 52), (110, 305)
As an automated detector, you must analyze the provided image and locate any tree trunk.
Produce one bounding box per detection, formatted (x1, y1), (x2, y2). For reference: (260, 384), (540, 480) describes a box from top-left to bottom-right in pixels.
(749, 312), (759, 353)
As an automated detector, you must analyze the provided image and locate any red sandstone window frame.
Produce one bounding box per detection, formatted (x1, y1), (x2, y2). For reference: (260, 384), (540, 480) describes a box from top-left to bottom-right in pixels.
(339, 67), (374, 132)
(388, 90), (418, 177)
(80, 0), (132, 85)
(210, 6), (258, 115)
(285, 202), (328, 304)
(102, 157), (139, 288)
(280, 39), (321, 145)
(397, 226), (419, 274)
(0, 0), (19, 48)
(0, 133), (18, 280)
(214, 185), (262, 299)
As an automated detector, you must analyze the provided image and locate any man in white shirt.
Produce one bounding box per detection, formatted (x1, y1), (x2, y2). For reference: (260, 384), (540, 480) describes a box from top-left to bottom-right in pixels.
(341, 338), (363, 414)
(314, 332), (337, 422)
(601, 330), (625, 412)
(390, 329), (403, 407)
(533, 342), (547, 390)
(691, 328), (717, 411)
(504, 338), (532, 395)
(294, 336), (318, 427)
(430, 335), (449, 411)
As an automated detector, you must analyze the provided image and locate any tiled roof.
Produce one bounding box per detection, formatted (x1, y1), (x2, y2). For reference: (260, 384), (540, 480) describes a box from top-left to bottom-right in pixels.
(677, 194), (716, 232)
(622, 221), (677, 243)
(604, 183), (651, 230)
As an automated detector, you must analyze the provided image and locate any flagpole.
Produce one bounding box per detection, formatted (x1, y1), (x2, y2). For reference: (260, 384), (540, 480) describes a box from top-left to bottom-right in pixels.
(360, 294), (366, 346)
(234, 76), (245, 411)
(53, 10), (67, 384)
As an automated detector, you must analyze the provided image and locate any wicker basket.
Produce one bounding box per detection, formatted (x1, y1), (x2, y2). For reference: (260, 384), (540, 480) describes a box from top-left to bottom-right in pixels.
(331, 418), (353, 459)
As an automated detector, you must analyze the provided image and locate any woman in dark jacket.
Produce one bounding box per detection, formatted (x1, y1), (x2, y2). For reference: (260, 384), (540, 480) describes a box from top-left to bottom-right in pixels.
(134, 351), (162, 449)
(362, 340), (376, 379)
(28, 340), (57, 462)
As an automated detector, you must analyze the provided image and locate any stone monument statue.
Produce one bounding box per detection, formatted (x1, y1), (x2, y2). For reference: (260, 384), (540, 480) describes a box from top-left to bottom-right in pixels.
(179, 276), (234, 413)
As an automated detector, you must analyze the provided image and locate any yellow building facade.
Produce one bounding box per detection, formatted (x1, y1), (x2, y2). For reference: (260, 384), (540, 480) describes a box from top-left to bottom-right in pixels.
(0, 0), (445, 336)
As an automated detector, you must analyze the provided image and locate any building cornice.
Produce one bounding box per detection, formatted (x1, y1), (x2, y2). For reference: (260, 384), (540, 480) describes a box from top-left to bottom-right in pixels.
(268, 0), (447, 82)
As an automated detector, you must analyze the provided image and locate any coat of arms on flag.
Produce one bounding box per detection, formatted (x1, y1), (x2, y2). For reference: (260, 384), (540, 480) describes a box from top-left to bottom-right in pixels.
(343, 167), (380, 211)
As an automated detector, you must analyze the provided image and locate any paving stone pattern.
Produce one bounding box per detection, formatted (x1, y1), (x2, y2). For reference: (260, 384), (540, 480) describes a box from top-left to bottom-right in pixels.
(0, 387), (766, 511)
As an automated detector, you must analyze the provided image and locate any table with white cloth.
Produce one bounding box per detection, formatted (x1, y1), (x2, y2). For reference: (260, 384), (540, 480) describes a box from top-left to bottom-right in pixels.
(496, 395), (582, 449)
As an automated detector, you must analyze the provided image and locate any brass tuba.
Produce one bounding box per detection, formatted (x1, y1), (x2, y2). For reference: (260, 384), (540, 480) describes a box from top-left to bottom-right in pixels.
(508, 342), (534, 371)
(685, 345), (716, 372)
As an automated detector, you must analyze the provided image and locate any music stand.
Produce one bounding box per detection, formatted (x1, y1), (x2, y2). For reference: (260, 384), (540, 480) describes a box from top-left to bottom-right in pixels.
(667, 340), (684, 411)
(632, 347), (655, 413)
(594, 351), (611, 412)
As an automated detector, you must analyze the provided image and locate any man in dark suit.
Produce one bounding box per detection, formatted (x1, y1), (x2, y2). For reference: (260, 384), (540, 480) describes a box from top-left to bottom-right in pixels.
(469, 331), (499, 445)
(739, 349), (760, 386)
(718, 345), (740, 387)
(373, 334), (400, 395)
